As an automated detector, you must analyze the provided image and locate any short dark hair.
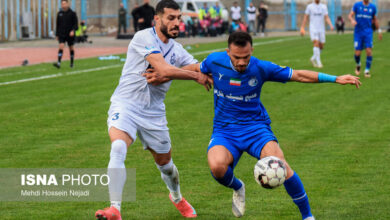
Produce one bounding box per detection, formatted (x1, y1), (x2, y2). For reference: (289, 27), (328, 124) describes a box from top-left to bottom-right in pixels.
(156, 0), (180, 15)
(61, 0), (68, 2)
(228, 31), (253, 47)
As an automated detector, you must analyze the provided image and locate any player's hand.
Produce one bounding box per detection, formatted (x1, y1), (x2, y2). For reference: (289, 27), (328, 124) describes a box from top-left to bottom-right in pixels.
(351, 20), (357, 27)
(195, 73), (213, 91)
(142, 68), (171, 85)
(336, 74), (361, 89)
(330, 25), (334, 31)
(378, 33), (383, 41)
(69, 31), (74, 37)
(300, 27), (305, 36)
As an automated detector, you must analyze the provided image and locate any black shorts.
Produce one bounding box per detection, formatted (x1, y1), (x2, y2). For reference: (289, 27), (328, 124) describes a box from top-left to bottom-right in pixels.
(58, 36), (75, 46)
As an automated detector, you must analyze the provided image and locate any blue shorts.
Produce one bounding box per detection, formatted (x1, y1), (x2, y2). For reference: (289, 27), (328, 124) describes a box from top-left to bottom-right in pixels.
(207, 122), (278, 168)
(354, 31), (373, 50)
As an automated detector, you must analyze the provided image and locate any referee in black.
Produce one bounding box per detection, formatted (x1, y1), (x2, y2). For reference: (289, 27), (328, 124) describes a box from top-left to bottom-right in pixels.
(54, 0), (78, 68)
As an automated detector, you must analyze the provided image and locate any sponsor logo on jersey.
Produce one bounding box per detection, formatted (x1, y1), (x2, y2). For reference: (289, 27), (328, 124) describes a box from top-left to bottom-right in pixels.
(229, 78), (241, 86)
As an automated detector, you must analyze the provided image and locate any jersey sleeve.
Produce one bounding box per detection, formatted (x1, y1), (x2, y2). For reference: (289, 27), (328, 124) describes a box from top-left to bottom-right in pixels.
(199, 54), (214, 74)
(177, 44), (198, 67)
(323, 5), (329, 16)
(373, 5), (377, 16)
(131, 31), (161, 58)
(261, 60), (293, 83)
(305, 5), (310, 15)
(352, 3), (358, 13)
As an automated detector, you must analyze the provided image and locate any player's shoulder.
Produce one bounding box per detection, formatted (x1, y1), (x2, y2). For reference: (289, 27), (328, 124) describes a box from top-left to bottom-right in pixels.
(206, 51), (228, 61)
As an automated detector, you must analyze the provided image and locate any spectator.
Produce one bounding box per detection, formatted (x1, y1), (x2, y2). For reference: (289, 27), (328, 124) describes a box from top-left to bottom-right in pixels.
(199, 3), (209, 21)
(179, 19), (187, 37)
(238, 20), (248, 32)
(247, 2), (256, 35)
(187, 17), (200, 37)
(221, 7), (229, 34)
(231, 2), (241, 22)
(133, 0), (155, 31)
(211, 2), (222, 19)
(131, 3), (139, 32)
(257, 2), (268, 37)
(75, 20), (89, 43)
(118, 3), (127, 35)
(229, 20), (240, 33)
(336, 16), (345, 34)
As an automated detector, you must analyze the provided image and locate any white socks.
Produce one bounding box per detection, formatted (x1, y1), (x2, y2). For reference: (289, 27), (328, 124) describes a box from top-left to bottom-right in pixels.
(156, 159), (182, 203)
(313, 47), (321, 65)
(108, 139), (128, 212)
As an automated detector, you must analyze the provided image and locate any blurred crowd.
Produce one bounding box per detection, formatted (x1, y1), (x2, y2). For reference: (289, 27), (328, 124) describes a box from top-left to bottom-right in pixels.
(117, 1), (270, 38)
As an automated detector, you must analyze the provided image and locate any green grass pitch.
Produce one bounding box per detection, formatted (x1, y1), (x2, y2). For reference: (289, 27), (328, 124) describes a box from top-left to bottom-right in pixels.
(0, 33), (389, 219)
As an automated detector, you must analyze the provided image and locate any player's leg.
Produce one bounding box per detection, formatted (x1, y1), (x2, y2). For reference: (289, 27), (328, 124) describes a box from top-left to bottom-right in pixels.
(96, 106), (136, 220)
(363, 33), (373, 77)
(140, 127), (196, 218)
(208, 144), (245, 217)
(317, 32), (325, 68)
(310, 32), (320, 68)
(53, 40), (65, 68)
(260, 141), (313, 220)
(354, 33), (364, 75)
(68, 37), (75, 68)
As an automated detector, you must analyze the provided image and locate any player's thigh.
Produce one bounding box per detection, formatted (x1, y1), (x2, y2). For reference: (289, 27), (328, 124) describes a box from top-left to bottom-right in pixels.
(107, 103), (137, 147)
(319, 32), (326, 45)
(364, 34), (373, 54)
(354, 33), (364, 51)
(137, 125), (171, 156)
(67, 37), (75, 47)
(310, 32), (320, 46)
(260, 141), (293, 178)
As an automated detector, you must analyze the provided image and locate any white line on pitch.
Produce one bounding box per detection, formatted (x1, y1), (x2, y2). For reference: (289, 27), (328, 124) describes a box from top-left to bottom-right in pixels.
(190, 37), (300, 56)
(0, 64), (122, 86)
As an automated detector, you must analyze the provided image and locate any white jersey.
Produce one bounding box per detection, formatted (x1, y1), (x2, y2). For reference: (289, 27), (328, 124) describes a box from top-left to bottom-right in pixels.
(247, 6), (257, 21)
(110, 27), (197, 116)
(305, 3), (328, 33)
(230, 6), (241, 20)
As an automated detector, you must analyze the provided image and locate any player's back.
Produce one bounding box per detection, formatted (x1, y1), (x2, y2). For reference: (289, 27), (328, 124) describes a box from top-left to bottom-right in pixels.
(200, 52), (292, 127)
(353, 1), (376, 33)
(306, 3), (328, 32)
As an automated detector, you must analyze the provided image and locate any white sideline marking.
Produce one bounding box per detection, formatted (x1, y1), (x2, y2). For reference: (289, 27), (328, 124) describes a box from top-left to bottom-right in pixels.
(0, 37), (299, 86)
(0, 64), (122, 86)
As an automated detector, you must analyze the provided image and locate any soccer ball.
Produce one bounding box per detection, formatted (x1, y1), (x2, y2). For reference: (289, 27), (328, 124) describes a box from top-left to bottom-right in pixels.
(254, 156), (287, 189)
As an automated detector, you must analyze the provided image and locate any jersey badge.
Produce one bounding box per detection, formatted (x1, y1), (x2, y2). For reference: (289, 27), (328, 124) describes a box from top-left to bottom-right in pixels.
(170, 53), (176, 65)
(248, 77), (258, 87)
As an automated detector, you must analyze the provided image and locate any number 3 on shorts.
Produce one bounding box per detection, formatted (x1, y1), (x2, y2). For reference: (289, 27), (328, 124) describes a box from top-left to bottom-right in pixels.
(112, 113), (120, 121)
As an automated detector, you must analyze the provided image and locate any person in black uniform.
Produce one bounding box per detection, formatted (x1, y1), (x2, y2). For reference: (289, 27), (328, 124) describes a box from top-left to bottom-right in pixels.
(118, 3), (127, 35)
(133, 0), (155, 31)
(54, 0), (78, 68)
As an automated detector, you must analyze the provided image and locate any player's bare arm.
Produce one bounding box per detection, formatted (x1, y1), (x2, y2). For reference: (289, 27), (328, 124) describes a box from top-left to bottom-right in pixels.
(325, 15), (334, 30)
(143, 61), (212, 90)
(300, 14), (308, 36)
(348, 11), (357, 26)
(291, 70), (362, 88)
(373, 15), (383, 40)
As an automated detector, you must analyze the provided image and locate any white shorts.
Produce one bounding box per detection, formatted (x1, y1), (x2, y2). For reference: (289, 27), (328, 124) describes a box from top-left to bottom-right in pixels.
(310, 31), (326, 43)
(107, 103), (171, 154)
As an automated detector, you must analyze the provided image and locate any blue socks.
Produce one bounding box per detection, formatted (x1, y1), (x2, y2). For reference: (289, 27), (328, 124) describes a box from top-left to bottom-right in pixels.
(284, 172), (312, 220)
(354, 55), (361, 66)
(366, 56), (372, 71)
(212, 166), (242, 191)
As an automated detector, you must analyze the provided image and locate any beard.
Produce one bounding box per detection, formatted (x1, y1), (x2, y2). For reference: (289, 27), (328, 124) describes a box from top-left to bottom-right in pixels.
(160, 22), (179, 39)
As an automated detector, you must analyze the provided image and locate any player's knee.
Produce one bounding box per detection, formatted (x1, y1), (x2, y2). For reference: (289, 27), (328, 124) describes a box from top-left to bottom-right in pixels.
(210, 163), (228, 179)
(110, 139), (127, 161)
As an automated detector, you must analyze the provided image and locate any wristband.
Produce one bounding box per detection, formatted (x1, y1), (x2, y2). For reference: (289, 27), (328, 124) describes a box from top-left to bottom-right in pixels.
(318, 72), (337, 83)
(378, 28), (383, 34)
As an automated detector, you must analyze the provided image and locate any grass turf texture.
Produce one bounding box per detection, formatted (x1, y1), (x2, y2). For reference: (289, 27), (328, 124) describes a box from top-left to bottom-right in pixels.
(0, 33), (389, 219)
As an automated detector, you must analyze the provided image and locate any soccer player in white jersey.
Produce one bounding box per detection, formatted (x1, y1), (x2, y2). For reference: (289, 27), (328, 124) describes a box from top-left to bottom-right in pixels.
(95, 1), (212, 219)
(300, 0), (334, 68)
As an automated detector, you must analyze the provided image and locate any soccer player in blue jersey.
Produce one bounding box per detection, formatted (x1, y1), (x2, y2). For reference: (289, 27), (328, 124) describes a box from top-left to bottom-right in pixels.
(348, 0), (383, 77)
(144, 31), (360, 219)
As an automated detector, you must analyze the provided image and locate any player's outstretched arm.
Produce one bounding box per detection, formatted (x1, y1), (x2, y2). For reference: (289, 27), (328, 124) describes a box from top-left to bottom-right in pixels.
(291, 70), (361, 88)
(143, 55), (212, 90)
(373, 15), (383, 40)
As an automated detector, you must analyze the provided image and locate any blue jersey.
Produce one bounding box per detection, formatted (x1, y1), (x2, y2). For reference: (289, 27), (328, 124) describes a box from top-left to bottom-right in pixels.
(352, 1), (377, 34)
(200, 52), (292, 127)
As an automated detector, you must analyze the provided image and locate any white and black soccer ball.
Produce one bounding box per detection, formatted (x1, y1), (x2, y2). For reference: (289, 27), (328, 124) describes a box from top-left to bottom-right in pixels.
(254, 156), (287, 189)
